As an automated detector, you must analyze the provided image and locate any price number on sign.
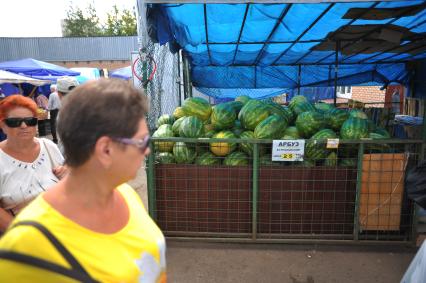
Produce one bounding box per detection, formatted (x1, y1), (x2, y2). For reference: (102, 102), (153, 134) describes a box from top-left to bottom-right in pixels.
(280, 153), (294, 159)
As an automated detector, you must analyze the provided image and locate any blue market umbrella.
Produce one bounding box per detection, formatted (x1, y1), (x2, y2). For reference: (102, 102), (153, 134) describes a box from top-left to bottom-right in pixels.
(110, 66), (132, 80)
(0, 58), (80, 80)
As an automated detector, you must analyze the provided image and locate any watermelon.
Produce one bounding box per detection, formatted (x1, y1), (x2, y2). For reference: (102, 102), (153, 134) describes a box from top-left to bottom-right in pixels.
(289, 95), (308, 106)
(155, 152), (175, 164)
(237, 130), (254, 156)
(238, 100), (270, 130)
(195, 151), (221, 166)
(263, 102), (291, 124)
(211, 103), (237, 130)
(281, 126), (301, 139)
(204, 123), (215, 133)
(315, 102), (334, 113)
(325, 108), (349, 131)
(224, 151), (249, 166)
(324, 152), (338, 166)
(172, 117), (186, 136)
(181, 97), (212, 121)
(224, 101), (244, 113)
(210, 131), (237, 156)
(254, 114), (288, 139)
(289, 100), (316, 116)
(366, 132), (391, 153)
(179, 116), (204, 138)
(373, 127), (391, 138)
(340, 117), (369, 139)
(173, 142), (197, 164)
(235, 95), (251, 105)
(156, 114), (175, 128)
(173, 107), (186, 119)
(152, 124), (175, 152)
(349, 109), (368, 120)
(204, 130), (216, 138)
(305, 129), (338, 161)
(340, 158), (357, 167)
(295, 111), (326, 138)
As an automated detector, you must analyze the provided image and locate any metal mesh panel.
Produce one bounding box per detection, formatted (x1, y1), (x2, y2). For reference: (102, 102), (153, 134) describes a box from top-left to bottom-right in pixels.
(149, 138), (422, 243)
(135, 42), (180, 131)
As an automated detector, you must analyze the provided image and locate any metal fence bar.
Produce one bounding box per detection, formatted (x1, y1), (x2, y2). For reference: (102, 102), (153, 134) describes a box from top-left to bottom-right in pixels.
(252, 143), (259, 240)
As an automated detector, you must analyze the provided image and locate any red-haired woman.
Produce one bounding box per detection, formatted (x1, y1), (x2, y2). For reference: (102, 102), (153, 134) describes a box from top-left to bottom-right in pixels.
(0, 95), (66, 232)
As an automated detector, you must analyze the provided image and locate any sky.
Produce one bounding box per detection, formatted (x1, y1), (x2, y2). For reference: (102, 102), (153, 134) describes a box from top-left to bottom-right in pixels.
(0, 0), (136, 37)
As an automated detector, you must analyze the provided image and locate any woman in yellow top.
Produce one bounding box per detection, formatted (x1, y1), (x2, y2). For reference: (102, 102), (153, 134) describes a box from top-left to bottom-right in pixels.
(0, 79), (166, 283)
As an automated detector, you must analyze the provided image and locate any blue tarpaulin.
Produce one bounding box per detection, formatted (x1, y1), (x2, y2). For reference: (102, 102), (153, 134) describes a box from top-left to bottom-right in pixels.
(148, 1), (426, 99)
(0, 58), (80, 81)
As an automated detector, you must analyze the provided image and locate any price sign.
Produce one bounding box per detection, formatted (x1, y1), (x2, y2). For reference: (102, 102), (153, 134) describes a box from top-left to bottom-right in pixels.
(272, 140), (305, 162)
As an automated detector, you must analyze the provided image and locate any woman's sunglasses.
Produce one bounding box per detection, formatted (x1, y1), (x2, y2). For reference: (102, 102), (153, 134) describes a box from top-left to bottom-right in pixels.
(3, 117), (38, 128)
(113, 135), (151, 154)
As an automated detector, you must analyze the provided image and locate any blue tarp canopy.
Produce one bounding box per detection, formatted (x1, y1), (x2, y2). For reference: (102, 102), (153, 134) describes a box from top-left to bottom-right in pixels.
(110, 66), (132, 80)
(0, 58), (80, 81)
(148, 1), (426, 98)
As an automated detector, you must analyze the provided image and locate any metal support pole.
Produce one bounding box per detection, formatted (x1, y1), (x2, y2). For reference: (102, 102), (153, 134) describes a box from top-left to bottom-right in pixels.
(147, 144), (157, 220)
(252, 142), (259, 240)
(353, 143), (364, 241)
(333, 41), (340, 107)
(423, 98), (426, 142)
(297, 64), (301, 96)
(182, 54), (192, 99)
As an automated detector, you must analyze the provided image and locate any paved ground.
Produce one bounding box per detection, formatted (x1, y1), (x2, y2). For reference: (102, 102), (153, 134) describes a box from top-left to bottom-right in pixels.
(166, 241), (416, 283)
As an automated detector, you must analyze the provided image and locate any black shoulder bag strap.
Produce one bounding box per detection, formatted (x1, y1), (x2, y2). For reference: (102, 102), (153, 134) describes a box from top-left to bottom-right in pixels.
(0, 221), (99, 283)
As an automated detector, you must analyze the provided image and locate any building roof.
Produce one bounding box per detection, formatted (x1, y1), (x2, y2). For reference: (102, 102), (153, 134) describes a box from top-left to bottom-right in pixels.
(0, 36), (138, 62)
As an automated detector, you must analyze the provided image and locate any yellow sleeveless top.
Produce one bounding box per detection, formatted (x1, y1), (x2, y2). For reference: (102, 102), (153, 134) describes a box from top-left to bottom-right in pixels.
(0, 184), (166, 283)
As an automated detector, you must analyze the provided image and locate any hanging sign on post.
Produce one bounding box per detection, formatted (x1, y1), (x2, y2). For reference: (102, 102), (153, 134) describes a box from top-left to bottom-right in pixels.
(272, 140), (305, 162)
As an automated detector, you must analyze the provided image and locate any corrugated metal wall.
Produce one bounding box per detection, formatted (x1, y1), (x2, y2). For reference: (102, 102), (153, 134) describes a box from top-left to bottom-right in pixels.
(0, 36), (138, 62)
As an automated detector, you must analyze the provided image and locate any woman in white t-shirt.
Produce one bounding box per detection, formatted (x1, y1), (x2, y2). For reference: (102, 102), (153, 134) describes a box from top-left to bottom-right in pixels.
(0, 95), (66, 232)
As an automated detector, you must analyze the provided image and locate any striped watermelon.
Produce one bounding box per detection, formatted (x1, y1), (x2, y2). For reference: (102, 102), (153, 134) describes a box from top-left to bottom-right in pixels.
(238, 100), (270, 130)
(173, 107), (186, 119)
(239, 130), (255, 156)
(325, 108), (349, 131)
(254, 114), (288, 139)
(305, 129), (338, 161)
(195, 151), (222, 166)
(182, 97), (212, 121)
(324, 152), (338, 166)
(295, 111), (326, 138)
(291, 101), (316, 116)
(281, 126), (301, 139)
(204, 130), (216, 138)
(373, 127), (391, 138)
(314, 102), (334, 113)
(173, 142), (197, 164)
(210, 131), (237, 156)
(339, 158), (356, 167)
(211, 103), (237, 130)
(224, 101), (244, 114)
(152, 124), (175, 152)
(155, 152), (175, 164)
(235, 95), (251, 105)
(179, 116), (204, 138)
(224, 151), (249, 166)
(156, 114), (175, 128)
(349, 109), (368, 120)
(263, 102), (291, 124)
(172, 117), (186, 136)
(340, 117), (369, 139)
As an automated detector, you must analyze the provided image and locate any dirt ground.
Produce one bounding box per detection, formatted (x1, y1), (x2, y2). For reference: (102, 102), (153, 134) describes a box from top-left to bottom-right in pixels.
(166, 240), (417, 283)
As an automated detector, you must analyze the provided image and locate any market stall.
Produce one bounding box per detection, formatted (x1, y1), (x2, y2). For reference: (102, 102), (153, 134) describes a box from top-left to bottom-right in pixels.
(138, 0), (426, 244)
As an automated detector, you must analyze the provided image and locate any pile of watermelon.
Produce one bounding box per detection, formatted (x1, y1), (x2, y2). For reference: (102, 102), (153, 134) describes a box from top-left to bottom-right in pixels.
(152, 95), (391, 166)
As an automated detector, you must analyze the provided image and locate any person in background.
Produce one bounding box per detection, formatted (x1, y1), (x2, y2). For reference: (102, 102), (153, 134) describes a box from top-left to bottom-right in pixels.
(0, 79), (166, 282)
(47, 84), (60, 143)
(34, 91), (49, 137)
(391, 89), (401, 115)
(0, 95), (66, 232)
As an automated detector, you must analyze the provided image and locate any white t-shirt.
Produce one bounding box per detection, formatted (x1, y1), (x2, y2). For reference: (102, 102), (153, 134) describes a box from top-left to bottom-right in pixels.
(47, 91), (61, 111)
(0, 138), (64, 215)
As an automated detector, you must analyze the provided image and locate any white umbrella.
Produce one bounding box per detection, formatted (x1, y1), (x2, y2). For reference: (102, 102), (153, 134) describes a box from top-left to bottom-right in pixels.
(0, 70), (52, 86)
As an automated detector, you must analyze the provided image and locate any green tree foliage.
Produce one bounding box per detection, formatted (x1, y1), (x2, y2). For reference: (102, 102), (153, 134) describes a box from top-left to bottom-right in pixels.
(105, 5), (137, 36)
(63, 3), (137, 37)
(63, 4), (103, 37)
